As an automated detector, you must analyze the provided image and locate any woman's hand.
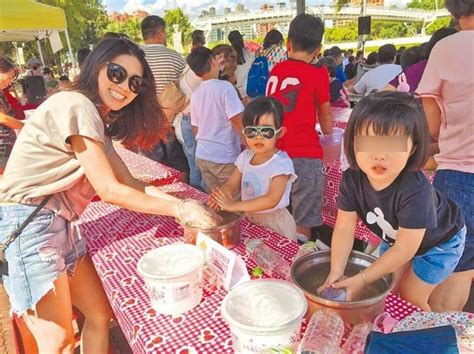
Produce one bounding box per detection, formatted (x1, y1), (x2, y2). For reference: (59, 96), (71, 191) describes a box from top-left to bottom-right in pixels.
(212, 187), (238, 212)
(331, 273), (365, 301)
(176, 199), (223, 228)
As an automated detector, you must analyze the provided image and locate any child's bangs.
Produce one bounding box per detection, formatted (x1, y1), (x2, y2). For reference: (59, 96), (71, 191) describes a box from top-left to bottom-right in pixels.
(355, 113), (414, 137)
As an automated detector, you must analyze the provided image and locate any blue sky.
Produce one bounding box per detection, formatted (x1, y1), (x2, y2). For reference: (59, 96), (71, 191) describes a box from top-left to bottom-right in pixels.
(103, 0), (410, 18)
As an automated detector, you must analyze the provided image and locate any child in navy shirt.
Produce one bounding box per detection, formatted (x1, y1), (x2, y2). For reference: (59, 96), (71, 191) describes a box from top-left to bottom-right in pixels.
(320, 92), (470, 311)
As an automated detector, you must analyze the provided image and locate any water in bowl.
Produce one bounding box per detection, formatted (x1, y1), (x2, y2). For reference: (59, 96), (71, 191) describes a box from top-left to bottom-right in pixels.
(297, 262), (389, 301)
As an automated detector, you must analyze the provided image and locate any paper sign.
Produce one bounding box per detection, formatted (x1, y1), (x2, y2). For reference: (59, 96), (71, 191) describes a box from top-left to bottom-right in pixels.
(17, 47), (25, 65)
(49, 30), (63, 54)
(196, 233), (250, 290)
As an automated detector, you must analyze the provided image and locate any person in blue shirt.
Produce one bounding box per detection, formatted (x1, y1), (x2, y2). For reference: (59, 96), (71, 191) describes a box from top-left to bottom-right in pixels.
(327, 46), (348, 85)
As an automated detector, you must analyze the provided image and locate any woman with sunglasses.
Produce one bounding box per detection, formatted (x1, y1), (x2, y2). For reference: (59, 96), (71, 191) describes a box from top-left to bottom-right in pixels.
(210, 97), (298, 241)
(0, 56), (24, 175)
(0, 38), (221, 353)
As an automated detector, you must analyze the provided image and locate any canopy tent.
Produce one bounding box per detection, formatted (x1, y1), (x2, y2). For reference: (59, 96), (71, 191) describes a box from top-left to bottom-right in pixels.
(0, 0), (75, 67)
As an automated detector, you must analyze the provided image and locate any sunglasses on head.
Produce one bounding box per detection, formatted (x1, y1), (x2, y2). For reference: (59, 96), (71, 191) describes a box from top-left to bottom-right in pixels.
(106, 62), (148, 94)
(243, 126), (281, 140)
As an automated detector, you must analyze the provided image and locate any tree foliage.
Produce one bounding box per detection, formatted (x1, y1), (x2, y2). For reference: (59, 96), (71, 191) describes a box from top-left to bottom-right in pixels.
(101, 17), (142, 44)
(407, 0), (445, 10)
(324, 20), (422, 44)
(426, 17), (451, 34)
(163, 8), (193, 48)
(38, 0), (109, 49)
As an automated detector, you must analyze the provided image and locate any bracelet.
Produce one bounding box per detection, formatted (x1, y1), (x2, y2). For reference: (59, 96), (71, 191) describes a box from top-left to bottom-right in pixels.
(359, 270), (367, 288)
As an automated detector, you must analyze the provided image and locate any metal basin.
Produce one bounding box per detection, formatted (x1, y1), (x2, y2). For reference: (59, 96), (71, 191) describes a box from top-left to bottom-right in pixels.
(291, 250), (395, 326)
(181, 211), (242, 249)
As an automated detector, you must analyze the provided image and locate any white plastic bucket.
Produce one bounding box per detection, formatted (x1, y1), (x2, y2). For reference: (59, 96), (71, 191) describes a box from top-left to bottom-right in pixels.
(221, 279), (308, 353)
(137, 243), (204, 315)
(320, 127), (345, 162)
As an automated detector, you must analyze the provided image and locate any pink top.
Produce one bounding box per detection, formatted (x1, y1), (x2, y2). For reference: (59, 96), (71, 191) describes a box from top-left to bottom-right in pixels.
(417, 31), (474, 173)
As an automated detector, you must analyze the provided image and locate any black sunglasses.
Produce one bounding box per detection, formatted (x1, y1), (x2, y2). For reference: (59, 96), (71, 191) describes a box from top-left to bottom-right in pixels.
(106, 62), (148, 94)
(243, 126), (281, 140)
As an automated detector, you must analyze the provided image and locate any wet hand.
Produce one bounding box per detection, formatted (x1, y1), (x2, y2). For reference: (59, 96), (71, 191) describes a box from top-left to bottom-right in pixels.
(207, 191), (220, 211)
(213, 187), (238, 212)
(176, 199), (223, 228)
(317, 272), (346, 294)
(331, 273), (365, 301)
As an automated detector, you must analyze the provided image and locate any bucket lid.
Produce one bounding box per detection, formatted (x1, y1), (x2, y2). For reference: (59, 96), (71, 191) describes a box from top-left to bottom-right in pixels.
(137, 243), (204, 280)
(221, 279), (307, 333)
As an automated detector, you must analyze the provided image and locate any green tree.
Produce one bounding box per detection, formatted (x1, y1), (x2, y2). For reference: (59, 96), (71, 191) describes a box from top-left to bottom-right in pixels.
(102, 17), (142, 43)
(426, 16), (451, 34)
(39, 0), (109, 49)
(407, 0), (445, 10)
(163, 8), (193, 48)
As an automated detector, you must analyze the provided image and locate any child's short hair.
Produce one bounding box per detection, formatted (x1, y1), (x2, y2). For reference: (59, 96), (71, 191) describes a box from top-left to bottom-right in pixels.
(344, 91), (430, 171)
(366, 52), (379, 65)
(316, 56), (338, 77)
(288, 14), (324, 53)
(243, 97), (284, 129)
(186, 47), (214, 77)
(445, 0), (474, 19)
(378, 44), (397, 64)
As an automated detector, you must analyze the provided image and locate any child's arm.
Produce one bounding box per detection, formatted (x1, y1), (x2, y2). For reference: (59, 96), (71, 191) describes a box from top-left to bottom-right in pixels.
(332, 227), (424, 300)
(214, 174), (289, 213)
(318, 209), (358, 291)
(318, 101), (333, 135)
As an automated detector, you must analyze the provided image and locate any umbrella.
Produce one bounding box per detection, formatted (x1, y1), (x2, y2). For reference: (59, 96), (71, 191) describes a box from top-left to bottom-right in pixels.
(245, 41), (261, 53)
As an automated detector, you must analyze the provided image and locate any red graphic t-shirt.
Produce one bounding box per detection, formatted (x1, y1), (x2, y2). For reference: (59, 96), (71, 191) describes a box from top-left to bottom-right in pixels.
(266, 59), (330, 159)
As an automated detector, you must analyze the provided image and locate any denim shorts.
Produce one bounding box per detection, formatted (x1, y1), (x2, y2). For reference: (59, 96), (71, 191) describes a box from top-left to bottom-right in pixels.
(380, 226), (466, 285)
(0, 203), (87, 314)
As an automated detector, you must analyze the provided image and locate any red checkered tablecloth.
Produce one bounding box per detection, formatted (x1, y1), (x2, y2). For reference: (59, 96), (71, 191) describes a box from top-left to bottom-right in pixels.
(78, 182), (420, 353)
(116, 147), (181, 187)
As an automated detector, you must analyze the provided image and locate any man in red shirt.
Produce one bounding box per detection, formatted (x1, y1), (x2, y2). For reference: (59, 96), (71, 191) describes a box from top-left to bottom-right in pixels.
(266, 14), (333, 240)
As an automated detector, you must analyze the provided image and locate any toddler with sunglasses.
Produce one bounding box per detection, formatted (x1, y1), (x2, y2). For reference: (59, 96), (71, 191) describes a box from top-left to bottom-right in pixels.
(210, 97), (298, 240)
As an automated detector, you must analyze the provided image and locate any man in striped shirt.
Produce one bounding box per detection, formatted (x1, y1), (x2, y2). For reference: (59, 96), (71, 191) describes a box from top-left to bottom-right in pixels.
(140, 15), (189, 182)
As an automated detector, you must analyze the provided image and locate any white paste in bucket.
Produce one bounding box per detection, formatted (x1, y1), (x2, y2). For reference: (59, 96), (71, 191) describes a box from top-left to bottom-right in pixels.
(221, 279), (308, 353)
(137, 243), (204, 315)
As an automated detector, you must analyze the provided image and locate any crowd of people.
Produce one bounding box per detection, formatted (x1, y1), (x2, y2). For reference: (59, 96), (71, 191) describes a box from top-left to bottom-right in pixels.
(0, 0), (472, 351)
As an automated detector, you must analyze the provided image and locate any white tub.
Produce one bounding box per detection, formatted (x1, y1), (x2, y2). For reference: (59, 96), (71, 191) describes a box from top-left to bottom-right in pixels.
(137, 243), (204, 315)
(221, 279), (308, 353)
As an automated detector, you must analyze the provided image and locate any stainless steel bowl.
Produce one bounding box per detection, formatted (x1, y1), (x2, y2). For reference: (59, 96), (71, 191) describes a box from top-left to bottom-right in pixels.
(291, 249), (395, 326)
(181, 211), (242, 249)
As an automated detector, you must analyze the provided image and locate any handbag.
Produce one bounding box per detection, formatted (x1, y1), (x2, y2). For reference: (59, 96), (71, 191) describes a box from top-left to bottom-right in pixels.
(0, 195), (52, 276)
(158, 80), (189, 125)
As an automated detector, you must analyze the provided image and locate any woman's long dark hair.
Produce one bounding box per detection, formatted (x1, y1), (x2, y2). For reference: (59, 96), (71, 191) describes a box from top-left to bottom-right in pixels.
(263, 30), (283, 50)
(229, 36), (246, 65)
(68, 38), (167, 149)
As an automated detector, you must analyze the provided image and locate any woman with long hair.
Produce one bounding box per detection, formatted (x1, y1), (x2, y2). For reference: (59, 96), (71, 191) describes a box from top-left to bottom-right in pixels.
(0, 38), (220, 352)
(0, 56), (23, 174)
(228, 30), (254, 101)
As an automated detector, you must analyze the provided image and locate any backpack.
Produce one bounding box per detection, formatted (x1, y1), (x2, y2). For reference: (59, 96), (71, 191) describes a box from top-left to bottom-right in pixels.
(246, 55), (269, 98)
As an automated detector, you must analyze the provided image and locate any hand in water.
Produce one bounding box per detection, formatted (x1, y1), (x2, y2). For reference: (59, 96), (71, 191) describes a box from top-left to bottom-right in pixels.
(331, 274), (365, 301)
(176, 199), (223, 228)
(317, 272), (346, 294)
